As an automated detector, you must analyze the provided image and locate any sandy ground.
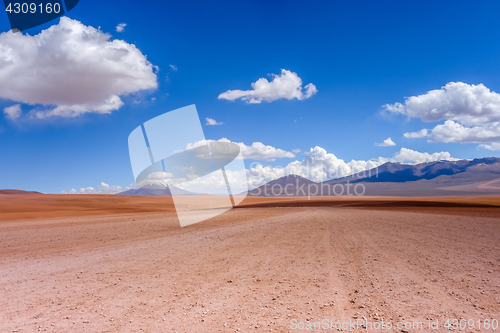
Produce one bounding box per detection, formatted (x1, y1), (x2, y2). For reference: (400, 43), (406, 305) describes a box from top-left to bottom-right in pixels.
(1, 196), (500, 332)
(0, 194), (175, 221)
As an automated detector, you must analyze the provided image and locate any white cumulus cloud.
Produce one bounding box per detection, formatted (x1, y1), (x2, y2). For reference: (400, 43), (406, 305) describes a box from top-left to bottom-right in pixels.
(384, 82), (500, 148)
(430, 120), (500, 144)
(479, 143), (500, 151)
(384, 82), (500, 126)
(116, 23), (127, 32)
(62, 182), (138, 194)
(3, 104), (21, 120)
(205, 117), (223, 125)
(377, 137), (396, 147)
(218, 69), (317, 104)
(240, 141), (296, 161)
(392, 147), (458, 164)
(0, 17), (157, 119)
(186, 138), (296, 161)
(404, 129), (429, 139)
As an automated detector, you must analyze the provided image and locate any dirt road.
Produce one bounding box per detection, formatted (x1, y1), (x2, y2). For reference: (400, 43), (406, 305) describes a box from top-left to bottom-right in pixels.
(1, 204), (499, 332)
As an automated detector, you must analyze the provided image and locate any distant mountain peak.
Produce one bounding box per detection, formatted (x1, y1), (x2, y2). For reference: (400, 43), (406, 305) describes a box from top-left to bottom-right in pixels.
(118, 184), (197, 196)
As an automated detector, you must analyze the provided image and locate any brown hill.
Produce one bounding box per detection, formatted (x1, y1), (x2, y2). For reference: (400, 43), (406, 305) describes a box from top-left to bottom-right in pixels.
(0, 189), (43, 195)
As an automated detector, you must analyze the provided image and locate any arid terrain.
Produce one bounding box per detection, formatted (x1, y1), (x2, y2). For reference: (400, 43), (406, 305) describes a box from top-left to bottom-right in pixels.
(1, 194), (499, 332)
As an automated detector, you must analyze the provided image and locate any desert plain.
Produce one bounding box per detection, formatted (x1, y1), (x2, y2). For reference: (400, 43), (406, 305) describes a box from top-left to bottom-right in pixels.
(1, 193), (500, 332)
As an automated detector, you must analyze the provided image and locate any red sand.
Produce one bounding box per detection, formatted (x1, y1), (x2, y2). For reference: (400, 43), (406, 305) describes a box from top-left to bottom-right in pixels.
(0, 195), (499, 332)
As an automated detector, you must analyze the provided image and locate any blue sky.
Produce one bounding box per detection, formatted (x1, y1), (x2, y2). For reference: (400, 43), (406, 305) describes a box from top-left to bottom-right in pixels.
(1, 0), (500, 193)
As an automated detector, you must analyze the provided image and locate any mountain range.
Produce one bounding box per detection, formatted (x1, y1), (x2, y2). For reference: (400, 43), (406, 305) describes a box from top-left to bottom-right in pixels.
(3, 158), (498, 197)
(248, 157), (500, 197)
